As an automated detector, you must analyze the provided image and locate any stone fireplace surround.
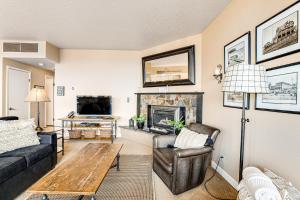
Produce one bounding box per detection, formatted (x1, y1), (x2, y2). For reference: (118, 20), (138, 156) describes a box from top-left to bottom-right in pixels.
(135, 92), (204, 133)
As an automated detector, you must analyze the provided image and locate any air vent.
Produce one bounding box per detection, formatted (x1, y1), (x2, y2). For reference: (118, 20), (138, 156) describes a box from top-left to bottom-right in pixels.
(3, 42), (39, 52)
(21, 43), (38, 52)
(3, 43), (20, 52)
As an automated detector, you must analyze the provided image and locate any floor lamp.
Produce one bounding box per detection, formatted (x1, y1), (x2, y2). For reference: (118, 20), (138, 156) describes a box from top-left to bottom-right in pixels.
(25, 86), (50, 131)
(222, 64), (269, 181)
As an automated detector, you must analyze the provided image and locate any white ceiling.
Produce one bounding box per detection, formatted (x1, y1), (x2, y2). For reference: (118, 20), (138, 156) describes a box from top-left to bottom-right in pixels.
(0, 0), (230, 50)
(11, 57), (56, 71)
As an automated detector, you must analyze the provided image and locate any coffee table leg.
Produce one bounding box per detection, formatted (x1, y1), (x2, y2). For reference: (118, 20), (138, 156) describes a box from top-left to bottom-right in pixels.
(77, 195), (84, 200)
(116, 153), (120, 171)
(41, 194), (49, 200)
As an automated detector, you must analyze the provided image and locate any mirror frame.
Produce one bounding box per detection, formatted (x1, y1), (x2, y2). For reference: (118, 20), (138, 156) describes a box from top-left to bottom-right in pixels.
(142, 45), (195, 87)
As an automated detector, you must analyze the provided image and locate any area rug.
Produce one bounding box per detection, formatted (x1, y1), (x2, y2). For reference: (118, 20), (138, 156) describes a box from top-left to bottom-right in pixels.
(28, 155), (154, 200)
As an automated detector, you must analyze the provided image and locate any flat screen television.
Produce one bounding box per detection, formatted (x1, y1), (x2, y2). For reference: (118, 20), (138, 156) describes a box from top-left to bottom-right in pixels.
(77, 96), (112, 115)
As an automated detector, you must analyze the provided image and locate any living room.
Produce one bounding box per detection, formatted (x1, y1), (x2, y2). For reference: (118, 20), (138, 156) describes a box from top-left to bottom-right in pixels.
(1, 0), (300, 200)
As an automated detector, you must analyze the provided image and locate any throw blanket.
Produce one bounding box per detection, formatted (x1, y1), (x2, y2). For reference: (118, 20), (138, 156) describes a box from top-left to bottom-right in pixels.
(238, 167), (282, 200)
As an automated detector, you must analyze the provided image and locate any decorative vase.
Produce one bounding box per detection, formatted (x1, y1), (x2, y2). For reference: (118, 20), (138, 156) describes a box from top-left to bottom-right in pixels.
(137, 121), (144, 129)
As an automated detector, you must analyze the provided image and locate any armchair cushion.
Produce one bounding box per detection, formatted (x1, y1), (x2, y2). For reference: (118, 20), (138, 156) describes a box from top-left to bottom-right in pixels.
(174, 128), (207, 149)
(153, 148), (175, 174)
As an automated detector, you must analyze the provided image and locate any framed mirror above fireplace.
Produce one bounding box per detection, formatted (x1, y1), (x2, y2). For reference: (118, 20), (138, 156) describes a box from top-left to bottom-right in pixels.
(142, 45), (196, 87)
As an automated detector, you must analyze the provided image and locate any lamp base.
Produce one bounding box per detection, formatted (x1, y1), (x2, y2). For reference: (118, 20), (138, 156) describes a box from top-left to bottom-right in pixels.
(35, 126), (44, 132)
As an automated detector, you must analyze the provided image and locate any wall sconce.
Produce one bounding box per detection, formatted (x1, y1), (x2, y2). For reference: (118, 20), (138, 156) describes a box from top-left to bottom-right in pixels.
(213, 64), (223, 84)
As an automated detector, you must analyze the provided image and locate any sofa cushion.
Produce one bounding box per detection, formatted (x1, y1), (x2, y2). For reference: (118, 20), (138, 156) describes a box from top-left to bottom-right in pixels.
(0, 144), (53, 167)
(153, 148), (175, 174)
(0, 157), (27, 184)
(0, 119), (40, 154)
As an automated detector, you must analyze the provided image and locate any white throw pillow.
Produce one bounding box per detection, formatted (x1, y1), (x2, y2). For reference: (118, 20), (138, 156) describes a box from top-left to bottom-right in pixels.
(0, 119), (40, 154)
(174, 127), (207, 149)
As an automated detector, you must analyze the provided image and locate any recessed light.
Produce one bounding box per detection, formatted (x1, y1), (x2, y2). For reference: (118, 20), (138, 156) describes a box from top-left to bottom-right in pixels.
(38, 62), (44, 67)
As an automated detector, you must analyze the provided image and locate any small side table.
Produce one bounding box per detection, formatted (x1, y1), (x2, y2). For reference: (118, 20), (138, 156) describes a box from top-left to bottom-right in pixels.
(38, 128), (64, 155)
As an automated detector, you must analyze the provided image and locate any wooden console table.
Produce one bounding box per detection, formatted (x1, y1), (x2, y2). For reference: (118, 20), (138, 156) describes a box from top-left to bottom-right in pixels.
(59, 116), (120, 143)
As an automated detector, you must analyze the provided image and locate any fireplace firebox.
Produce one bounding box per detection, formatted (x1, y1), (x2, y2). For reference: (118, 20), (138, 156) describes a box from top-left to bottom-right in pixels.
(147, 105), (185, 134)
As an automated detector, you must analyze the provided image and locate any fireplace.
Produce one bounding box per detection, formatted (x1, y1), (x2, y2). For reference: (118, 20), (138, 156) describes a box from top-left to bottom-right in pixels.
(147, 105), (185, 134)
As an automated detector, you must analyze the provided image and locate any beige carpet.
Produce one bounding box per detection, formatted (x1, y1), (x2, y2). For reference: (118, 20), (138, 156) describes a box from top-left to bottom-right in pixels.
(28, 155), (153, 200)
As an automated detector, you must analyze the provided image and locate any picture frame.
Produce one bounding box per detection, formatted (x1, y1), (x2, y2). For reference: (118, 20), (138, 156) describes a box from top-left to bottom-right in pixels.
(256, 1), (300, 64)
(142, 45), (195, 87)
(223, 32), (251, 109)
(57, 86), (65, 96)
(255, 62), (300, 114)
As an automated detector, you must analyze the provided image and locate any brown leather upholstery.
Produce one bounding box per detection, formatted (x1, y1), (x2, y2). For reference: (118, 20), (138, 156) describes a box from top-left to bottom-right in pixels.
(153, 123), (220, 195)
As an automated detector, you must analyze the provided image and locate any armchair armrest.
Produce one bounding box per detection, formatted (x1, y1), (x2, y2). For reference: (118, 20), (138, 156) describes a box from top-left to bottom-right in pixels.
(38, 132), (57, 149)
(153, 135), (177, 148)
(175, 146), (213, 158)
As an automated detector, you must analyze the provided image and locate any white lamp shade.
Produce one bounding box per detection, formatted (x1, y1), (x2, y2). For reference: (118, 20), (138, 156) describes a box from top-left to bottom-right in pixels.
(222, 64), (270, 94)
(25, 88), (50, 102)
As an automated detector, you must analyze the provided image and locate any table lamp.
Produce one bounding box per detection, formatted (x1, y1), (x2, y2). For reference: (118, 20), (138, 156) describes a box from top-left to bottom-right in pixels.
(25, 86), (50, 131)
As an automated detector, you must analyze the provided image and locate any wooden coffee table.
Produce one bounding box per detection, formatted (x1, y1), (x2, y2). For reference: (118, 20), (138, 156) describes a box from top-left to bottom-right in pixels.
(28, 143), (123, 200)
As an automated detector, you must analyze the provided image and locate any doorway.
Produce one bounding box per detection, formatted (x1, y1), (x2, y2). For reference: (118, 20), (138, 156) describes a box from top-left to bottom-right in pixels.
(45, 75), (54, 126)
(6, 67), (31, 119)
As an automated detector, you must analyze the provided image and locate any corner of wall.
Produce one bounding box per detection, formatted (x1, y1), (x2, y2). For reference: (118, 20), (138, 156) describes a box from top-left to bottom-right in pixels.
(211, 161), (239, 189)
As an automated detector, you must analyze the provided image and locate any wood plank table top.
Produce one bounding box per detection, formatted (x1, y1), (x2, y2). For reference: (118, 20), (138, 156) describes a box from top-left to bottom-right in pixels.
(28, 143), (123, 195)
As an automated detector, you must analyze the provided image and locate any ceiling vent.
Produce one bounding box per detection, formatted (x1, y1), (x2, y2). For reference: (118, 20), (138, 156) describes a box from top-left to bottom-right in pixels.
(0, 40), (60, 70)
(3, 42), (39, 53)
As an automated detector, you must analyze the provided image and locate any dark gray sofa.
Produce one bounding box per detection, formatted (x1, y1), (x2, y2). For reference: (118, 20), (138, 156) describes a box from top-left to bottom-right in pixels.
(0, 117), (57, 200)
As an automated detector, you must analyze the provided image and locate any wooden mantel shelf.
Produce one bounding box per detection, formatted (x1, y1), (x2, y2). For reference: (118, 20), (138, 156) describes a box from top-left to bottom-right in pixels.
(135, 92), (204, 95)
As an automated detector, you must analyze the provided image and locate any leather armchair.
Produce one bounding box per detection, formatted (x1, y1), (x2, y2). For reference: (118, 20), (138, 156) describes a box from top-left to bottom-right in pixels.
(153, 123), (220, 194)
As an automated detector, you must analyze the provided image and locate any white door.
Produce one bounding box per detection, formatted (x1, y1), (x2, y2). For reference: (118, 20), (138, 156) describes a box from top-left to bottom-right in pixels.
(45, 75), (54, 126)
(7, 67), (31, 119)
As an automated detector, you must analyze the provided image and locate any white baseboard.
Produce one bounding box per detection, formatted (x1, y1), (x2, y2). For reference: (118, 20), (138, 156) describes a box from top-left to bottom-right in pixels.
(211, 161), (239, 190)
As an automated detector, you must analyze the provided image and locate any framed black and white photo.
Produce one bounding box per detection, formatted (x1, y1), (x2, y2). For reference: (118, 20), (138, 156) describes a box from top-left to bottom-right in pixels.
(256, 1), (300, 64)
(256, 62), (300, 114)
(223, 32), (251, 109)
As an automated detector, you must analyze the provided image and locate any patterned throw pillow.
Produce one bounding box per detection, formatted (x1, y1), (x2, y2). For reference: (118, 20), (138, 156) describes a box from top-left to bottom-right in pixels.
(0, 119), (40, 154)
(174, 127), (207, 149)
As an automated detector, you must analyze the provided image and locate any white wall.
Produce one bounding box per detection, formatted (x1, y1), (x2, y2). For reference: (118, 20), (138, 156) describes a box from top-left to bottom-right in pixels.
(202, 0), (300, 188)
(54, 49), (141, 126)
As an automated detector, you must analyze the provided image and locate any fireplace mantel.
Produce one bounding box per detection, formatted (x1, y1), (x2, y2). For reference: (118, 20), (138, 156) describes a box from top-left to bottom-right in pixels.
(135, 92), (204, 125)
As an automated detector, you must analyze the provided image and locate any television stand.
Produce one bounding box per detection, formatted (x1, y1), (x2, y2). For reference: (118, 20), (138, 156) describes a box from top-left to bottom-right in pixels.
(59, 116), (120, 143)
(86, 116), (101, 119)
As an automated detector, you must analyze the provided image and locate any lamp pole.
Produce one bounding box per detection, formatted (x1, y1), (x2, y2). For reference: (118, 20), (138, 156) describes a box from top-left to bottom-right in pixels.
(36, 101), (43, 131)
(239, 92), (249, 181)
